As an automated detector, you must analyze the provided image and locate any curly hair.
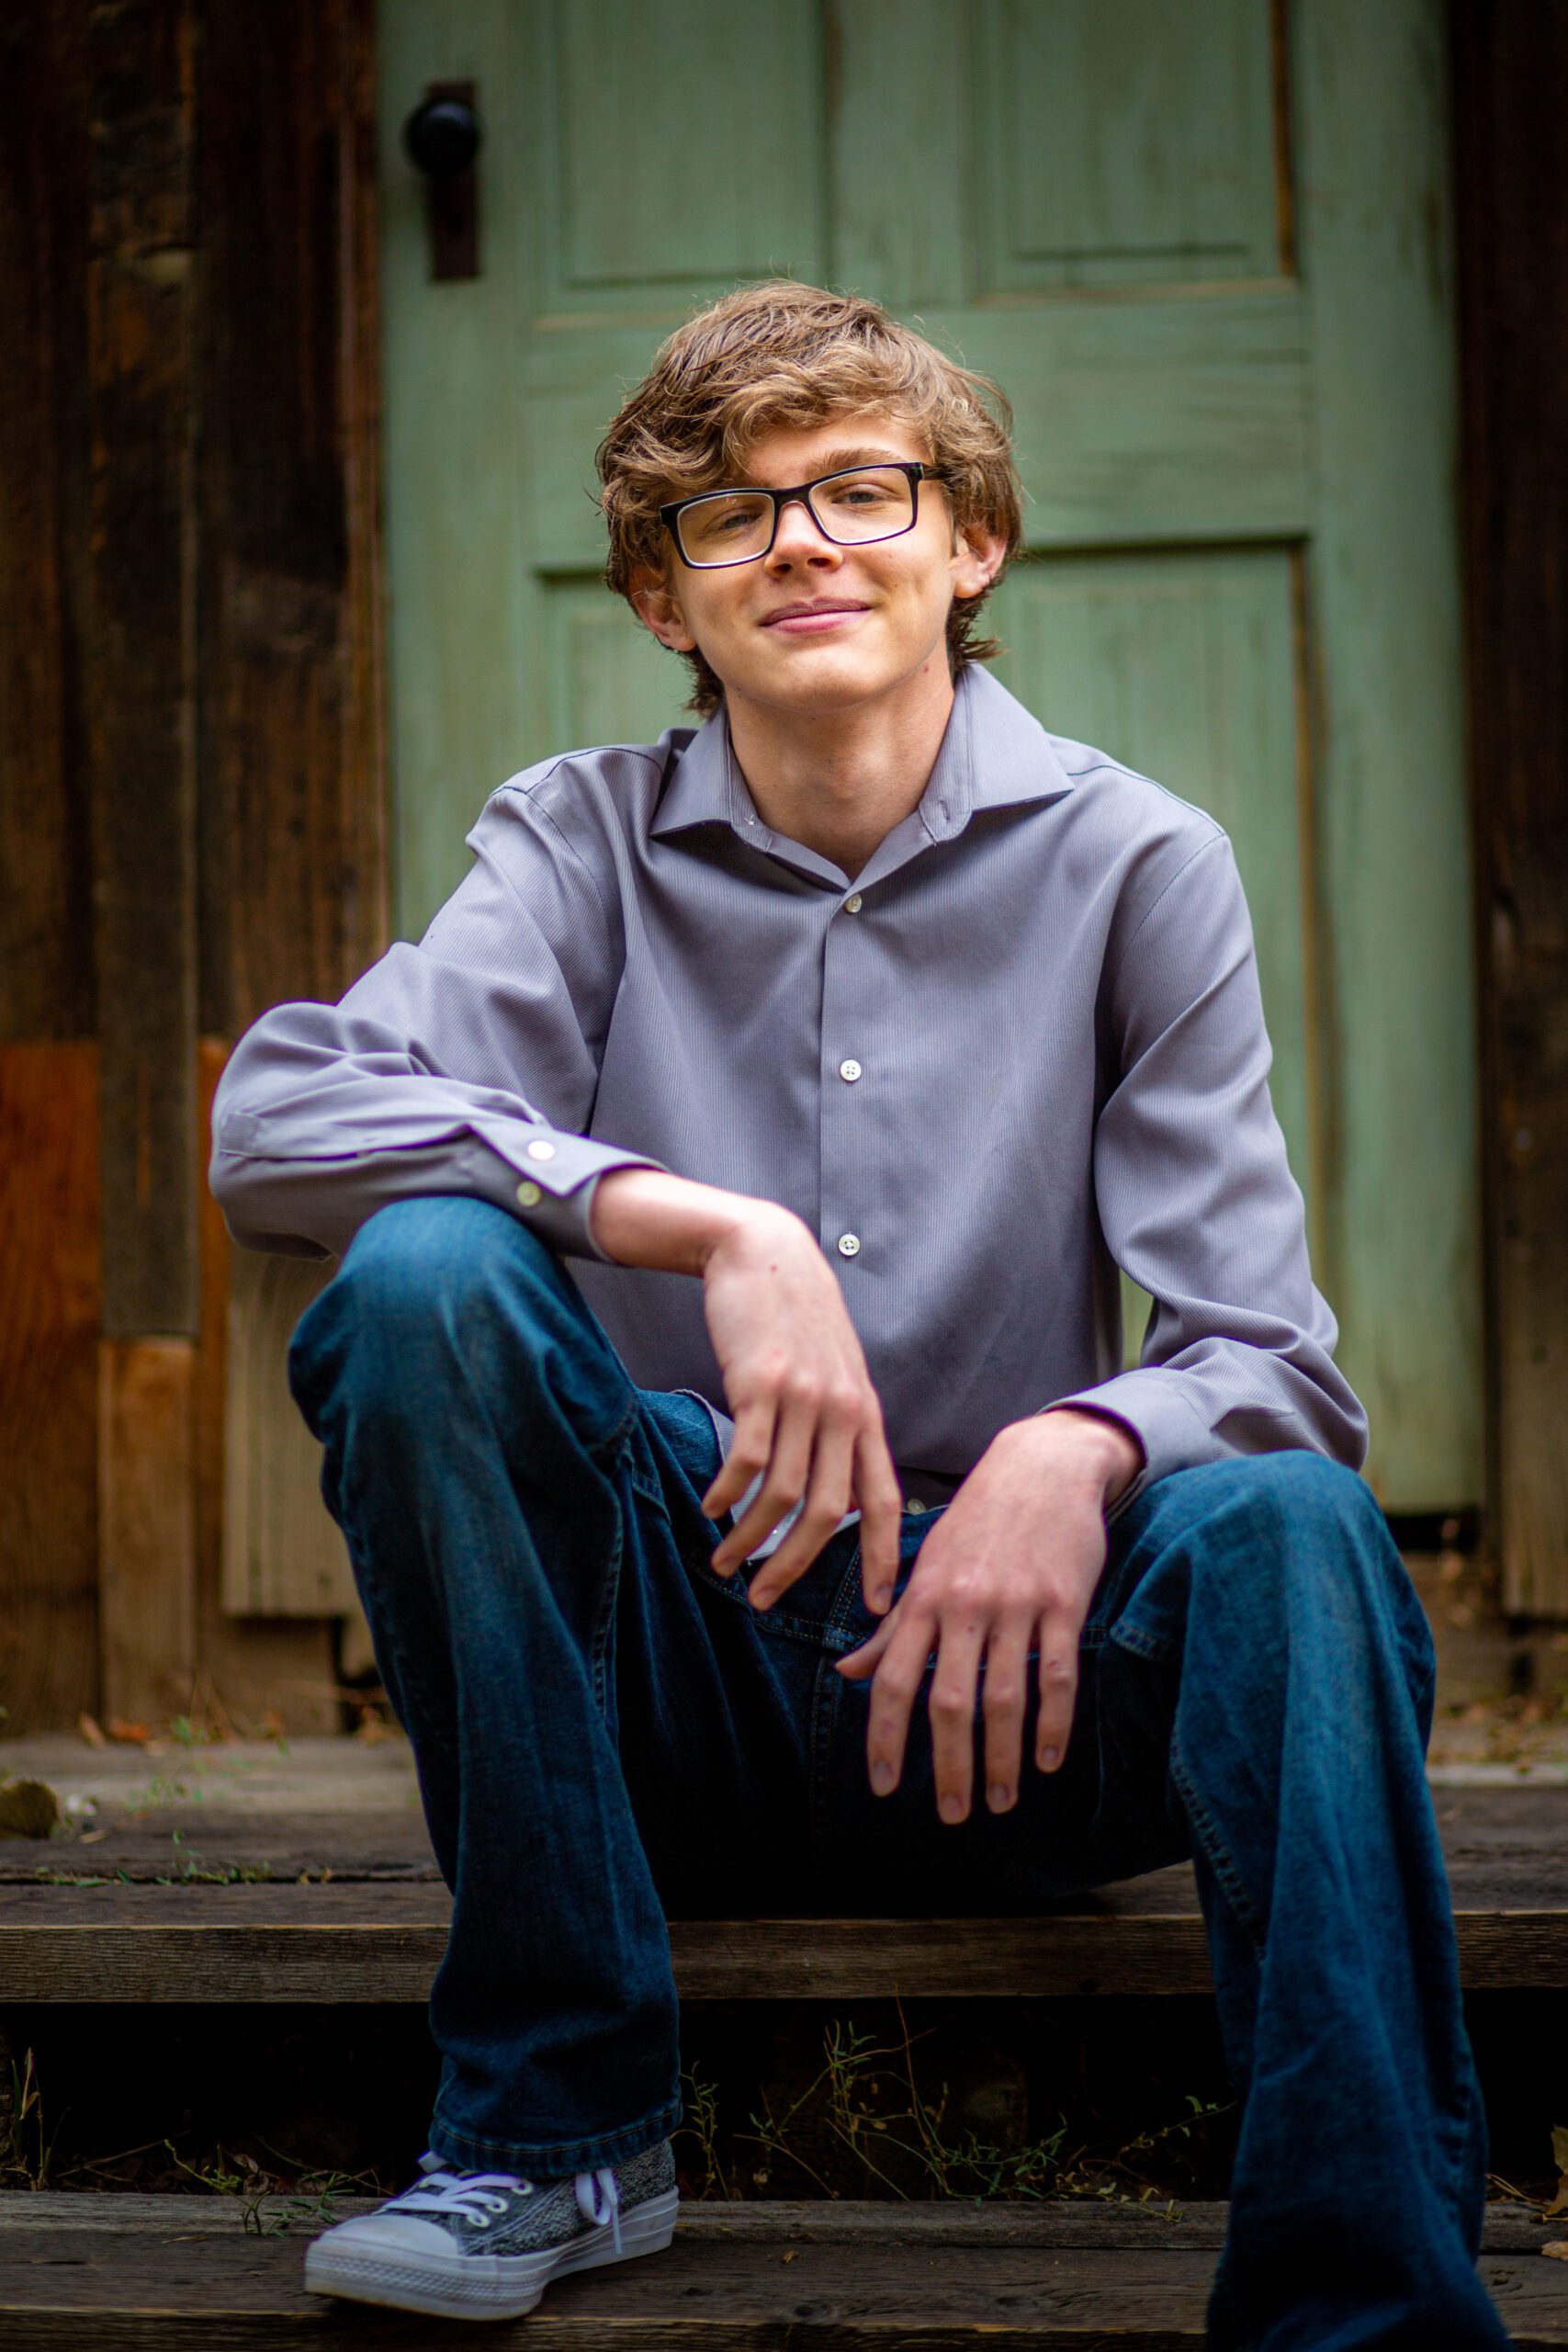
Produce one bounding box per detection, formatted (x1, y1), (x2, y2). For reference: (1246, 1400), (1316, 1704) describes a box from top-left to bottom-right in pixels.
(595, 281), (1024, 716)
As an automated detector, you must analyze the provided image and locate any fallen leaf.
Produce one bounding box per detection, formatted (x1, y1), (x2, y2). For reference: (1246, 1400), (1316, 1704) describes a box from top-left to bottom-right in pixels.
(107, 1719), (152, 1746)
(0, 1779), (62, 1839)
(77, 1712), (107, 1748)
(1541, 2243), (1568, 2262)
(1544, 2128), (1568, 2217)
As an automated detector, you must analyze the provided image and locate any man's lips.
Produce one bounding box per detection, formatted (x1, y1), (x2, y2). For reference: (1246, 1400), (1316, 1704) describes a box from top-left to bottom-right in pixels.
(761, 601), (872, 633)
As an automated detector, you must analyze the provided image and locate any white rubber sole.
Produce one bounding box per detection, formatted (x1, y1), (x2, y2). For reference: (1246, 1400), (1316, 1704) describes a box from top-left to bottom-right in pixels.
(303, 2188), (680, 2321)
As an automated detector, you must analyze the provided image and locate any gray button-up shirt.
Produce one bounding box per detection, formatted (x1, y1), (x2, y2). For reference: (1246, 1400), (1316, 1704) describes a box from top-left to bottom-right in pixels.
(210, 663), (1366, 1520)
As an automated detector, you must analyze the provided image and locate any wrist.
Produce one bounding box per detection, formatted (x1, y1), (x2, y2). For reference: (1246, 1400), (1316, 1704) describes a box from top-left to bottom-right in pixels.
(590, 1168), (761, 1274)
(995, 1407), (1144, 1505)
(1045, 1407), (1145, 1503)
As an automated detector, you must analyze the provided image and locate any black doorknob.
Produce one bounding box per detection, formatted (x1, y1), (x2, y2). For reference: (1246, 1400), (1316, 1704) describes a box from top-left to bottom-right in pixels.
(404, 96), (481, 179)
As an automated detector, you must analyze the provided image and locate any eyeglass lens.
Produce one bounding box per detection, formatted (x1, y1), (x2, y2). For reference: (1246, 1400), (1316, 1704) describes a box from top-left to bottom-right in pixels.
(677, 466), (916, 566)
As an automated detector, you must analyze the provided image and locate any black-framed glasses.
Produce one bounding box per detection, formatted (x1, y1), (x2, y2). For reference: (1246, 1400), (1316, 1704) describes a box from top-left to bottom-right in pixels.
(660, 461), (947, 569)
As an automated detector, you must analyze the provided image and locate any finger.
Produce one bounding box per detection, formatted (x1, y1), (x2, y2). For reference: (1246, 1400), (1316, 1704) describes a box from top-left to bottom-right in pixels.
(979, 1616), (1033, 1814)
(748, 1418), (855, 1611)
(854, 1426), (905, 1614)
(833, 1600), (901, 1678)
(710, 1400), (814, 1573)
(928, 1611), (987, 1826)
(701, 1398), (779, 1535)
(862, 1608), (938, 1799)
(1032, 1612), (1080, 1773)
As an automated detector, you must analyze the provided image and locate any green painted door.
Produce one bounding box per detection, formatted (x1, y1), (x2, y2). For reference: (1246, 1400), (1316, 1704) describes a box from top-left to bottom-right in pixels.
(377, 0), (1478, 1512)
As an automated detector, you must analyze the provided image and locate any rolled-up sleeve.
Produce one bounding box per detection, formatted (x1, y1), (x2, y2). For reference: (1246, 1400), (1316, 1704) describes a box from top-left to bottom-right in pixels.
(209, 779), (666, 1262)
(1045, 831), (1368, 1513)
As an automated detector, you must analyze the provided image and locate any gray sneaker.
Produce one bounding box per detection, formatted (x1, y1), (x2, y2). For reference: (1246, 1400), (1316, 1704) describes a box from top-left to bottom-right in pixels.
(303, 2139), (678, 2321)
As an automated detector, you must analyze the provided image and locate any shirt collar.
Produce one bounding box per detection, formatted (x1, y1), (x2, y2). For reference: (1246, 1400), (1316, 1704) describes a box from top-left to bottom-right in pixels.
(649, 662), (1077, 884)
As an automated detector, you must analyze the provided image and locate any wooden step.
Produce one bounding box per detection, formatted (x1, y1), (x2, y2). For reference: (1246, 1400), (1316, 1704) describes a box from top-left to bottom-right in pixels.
(0, 2193), (1560, 2347)
(1, 1784), (1565, 2002)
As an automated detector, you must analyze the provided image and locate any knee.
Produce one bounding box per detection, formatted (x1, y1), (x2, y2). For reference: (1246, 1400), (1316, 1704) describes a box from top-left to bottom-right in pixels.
(289, 1197), (559, 1412)
(1199, 1453), (1430, 1682)
(1230, 1450), (1385, 1544)
(343, 1194), (549, 1317)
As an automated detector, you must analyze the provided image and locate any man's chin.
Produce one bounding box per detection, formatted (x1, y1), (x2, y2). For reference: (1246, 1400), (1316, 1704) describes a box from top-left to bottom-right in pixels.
(715, 650), (917, 720)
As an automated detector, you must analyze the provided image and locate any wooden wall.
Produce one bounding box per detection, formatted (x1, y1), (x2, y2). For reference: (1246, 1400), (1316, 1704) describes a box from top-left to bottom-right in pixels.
(0, 0), (386, 1734)
(1451, 0), (1568, 1614)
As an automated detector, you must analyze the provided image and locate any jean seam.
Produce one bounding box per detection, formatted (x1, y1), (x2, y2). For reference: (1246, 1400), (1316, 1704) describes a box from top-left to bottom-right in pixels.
(1168, 1740), (1267, 1953)
(1106, 1621), (1182, 1667)
(684, 1559), (840, 1650)
(589, 1453), (629, 1718)
(586, 1390), (641, 1466)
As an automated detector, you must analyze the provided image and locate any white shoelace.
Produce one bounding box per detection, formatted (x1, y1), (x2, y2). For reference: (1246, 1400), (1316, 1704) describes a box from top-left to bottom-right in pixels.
(397, 2157), (623, 2254)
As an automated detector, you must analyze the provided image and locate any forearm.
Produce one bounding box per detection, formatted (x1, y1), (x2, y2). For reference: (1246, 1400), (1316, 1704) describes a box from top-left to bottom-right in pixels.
(589, 1165), (788, 1275)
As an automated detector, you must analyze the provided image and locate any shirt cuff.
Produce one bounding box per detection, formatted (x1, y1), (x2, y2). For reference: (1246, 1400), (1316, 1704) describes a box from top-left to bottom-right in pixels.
(465, 1125), (669, 1262)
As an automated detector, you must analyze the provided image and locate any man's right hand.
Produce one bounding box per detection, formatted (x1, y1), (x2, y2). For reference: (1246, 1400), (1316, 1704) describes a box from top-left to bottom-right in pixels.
(589, 1169), (903, 1615)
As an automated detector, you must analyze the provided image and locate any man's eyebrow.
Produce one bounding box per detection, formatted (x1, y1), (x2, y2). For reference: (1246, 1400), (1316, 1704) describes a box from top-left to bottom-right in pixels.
(738, 447), (914, 484)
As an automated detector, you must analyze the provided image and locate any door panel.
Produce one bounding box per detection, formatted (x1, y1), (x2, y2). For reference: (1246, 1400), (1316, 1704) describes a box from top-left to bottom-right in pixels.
(377, 0), (1479, 1508)
(973, 0), (1283, 291)
(536, 3), (827, 304)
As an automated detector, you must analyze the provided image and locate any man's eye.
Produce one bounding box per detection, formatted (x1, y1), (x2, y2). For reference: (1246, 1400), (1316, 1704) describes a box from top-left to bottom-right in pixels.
(826, 481), (896, 508)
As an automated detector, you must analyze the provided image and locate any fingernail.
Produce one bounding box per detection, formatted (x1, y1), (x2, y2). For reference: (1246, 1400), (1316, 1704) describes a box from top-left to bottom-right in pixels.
(1040, 1747), (1060, 1772)
(871, 1586), (892, 1612)
(870, 1760), (894, 1795)
(987, 1782), (1011, 1813)
(939, 1792), (966, 1825)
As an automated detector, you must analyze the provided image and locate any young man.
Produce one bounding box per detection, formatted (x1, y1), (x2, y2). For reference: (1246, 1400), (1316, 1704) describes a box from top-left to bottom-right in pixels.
(211, 283), (1506, 2345)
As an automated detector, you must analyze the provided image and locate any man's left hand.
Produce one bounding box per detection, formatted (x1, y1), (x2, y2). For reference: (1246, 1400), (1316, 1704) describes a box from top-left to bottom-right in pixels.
(833, 1409), (1144, 1823)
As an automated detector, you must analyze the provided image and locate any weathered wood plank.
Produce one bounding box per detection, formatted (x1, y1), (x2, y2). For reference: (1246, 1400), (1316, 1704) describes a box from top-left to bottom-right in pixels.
(0, 2193), (1548, 2256)
(197, 1042), (341, 1727)
(85, 0), (199, 1340)
(3, 1878), (1568, 2003)
(0, 1047), (101, 1733)
(1451, 0), (1568, 1612)
(194, 0), (387, 1037)
(220, 1251), (355, 1619)
(97, 1340), (196, 1726)
(1292, 0), (1482, 1509)
(0, 3), (95, 1044)
(0, 2194), (1555, 2347)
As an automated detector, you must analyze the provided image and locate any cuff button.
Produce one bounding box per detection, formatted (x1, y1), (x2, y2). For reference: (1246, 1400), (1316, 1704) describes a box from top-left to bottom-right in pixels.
(515, 1181), (543, 1207)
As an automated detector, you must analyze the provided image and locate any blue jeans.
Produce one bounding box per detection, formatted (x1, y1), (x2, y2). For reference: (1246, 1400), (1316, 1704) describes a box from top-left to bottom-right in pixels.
(288, 1196), (1506, 2350)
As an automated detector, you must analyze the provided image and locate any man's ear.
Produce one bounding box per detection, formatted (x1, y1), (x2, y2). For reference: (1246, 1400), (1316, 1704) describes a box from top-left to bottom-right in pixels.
(952, 524), (1010, 603)
(629, 563), (698, 653)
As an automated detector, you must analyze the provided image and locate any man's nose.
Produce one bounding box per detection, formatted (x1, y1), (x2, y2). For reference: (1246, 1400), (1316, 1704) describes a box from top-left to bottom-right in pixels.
(765, 494), (841, 567)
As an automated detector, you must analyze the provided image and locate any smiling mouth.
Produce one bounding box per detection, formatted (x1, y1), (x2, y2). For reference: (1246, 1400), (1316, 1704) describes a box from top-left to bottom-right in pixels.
(761, 603), (872, 629)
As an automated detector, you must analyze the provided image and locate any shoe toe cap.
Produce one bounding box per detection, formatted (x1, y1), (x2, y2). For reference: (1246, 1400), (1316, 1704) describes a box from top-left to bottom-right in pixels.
(314, 2213), (463, 2262)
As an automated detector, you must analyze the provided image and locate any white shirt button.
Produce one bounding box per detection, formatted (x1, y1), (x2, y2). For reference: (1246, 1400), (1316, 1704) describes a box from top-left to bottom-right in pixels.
(844, 893), (863, 914)
(839, 1058), (862, 1083)
(515, 1181), (543, 1208)
(525, 1138), (556, 1161)
(837, 1233), (861, 1259)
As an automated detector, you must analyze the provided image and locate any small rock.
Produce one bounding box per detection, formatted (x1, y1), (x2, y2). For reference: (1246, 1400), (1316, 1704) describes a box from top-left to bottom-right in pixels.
(0, 1779), (62, 1840)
